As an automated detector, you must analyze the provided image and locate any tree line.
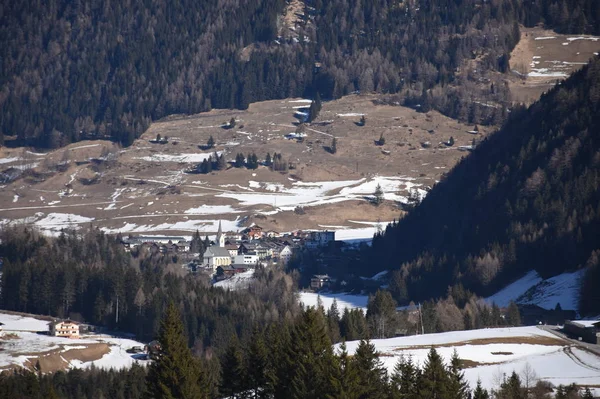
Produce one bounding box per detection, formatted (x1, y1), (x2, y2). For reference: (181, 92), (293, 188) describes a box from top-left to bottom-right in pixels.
(0, 303), (593, 398)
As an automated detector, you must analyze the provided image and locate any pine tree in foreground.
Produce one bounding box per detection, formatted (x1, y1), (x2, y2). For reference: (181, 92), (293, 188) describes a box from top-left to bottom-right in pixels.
(472, 379), (489, 399)
(447, 349), (470, 399)
(146, 302), (208, 399)
(287, 307), (336, 399)
(328, 342), (361, 399)
(353, 339), (389, 399)
(220, 335), (246, 398)
(246, 327), (275, 399)
(391, 355), (419, 399)
(418, 347), (450, 399)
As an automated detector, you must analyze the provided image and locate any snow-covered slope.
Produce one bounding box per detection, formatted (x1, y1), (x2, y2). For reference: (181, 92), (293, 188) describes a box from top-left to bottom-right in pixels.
(299, 292), (369, 312)
(486, 269), (584, 310)
(0, 313), (149, 371)
(341, 326), (600, 393)
(213, 270), (256, 290)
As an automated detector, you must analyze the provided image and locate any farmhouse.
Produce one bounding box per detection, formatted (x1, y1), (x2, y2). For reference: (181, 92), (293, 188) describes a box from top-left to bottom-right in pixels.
(564, 320), (600, 344)
(310, 274), (331, 291)
(49, 320), (80, 338)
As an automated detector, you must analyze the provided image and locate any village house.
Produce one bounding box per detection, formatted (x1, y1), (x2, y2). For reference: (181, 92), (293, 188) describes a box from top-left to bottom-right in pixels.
(245, 225), (263, 240)
(203, 246), (232, 271)
(49, 320), (80, 338)
(225, 232), (243, 243)
(277, 245), (294, 264)
(177, 240), (191, 252)
(310, 274), (331, 291)
(225, 244), (239, 259)
(306, 231), (335, 249)
(238, 242), (272, 260)
(234, 253), (259, 265)
(265, 230), (281, 238)
(217, 264), (251, 279)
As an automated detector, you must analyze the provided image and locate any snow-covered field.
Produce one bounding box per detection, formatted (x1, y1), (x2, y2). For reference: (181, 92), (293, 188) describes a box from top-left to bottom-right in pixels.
(213, 270), (256, 290)
(485, 269), (584, 310)
(0, 313), (149, 371)
(299, 292), (369, 312)
(341, 326), (600, 393)
(217, 175), (426, 211)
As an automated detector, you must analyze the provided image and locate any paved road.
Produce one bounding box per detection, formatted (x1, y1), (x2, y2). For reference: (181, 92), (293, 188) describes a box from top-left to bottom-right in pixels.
(537, 325), (600, 357)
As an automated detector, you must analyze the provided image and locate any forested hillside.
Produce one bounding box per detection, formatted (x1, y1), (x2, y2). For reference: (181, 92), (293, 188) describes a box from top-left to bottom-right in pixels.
(367, 57), (600, 315)
(2, 0), (599, 148)
(0, 226), (300, 351)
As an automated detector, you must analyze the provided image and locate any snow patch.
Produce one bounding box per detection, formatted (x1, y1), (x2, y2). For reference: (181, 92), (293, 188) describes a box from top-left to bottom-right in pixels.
(486, 269), (584, 310)
(184, 205), (242, 215)
(299, 292), (369, 312)
(134, 152), (219, 163)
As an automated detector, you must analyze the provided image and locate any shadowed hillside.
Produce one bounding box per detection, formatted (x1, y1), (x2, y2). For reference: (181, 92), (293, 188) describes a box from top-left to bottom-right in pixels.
(368, 57), (600, 315)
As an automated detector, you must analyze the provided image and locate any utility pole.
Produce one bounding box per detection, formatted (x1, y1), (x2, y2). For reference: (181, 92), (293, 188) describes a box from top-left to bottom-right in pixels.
(419, 302), (424, 335)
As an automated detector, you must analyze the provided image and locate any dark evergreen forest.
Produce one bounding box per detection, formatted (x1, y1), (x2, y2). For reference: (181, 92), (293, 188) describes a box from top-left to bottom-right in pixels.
(1, 0), (599, 148)
(1, 303), (593, 399)
(363, 57), (600, 315)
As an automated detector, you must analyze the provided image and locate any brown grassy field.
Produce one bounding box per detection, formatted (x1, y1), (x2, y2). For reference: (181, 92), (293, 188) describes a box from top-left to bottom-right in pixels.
(508, 26), (600, 105)
(0, 95), (489, 237)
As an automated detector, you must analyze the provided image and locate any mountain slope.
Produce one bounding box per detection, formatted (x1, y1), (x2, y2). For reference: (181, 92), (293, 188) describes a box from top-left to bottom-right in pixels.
(3, 0), (598, 149)
(369, 57), (600, 314)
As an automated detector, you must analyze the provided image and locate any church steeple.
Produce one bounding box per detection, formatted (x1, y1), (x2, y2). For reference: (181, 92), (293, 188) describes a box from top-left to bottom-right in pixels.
(217, 220), (224, 247)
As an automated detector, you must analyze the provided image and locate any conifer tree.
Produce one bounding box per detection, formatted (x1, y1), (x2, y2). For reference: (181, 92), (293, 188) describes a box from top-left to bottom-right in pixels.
(146, 302), (208, 398)
(447, 349), (469, 399)
(328, 342), (361, 399)
(207, 135), (215, 149)
(265, 152), (272, 166)
(246, 327), (274, 399)
(287, 308), (336, 399)
(235, 153), (245, 168)
(309, 92), (322, 122)
(327, 299), (341, 343)
(472, 379), (489, 399)
(374, 184), (384, 206)
(353, 339), (389, 399)
(330, 137), (337, 154)
(506, 301), (521, 326)
(391, 355), (419, 399)
(220, 336), (246, 398)
(497, 371), (525, 399)
(418, 347), (449, 399)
